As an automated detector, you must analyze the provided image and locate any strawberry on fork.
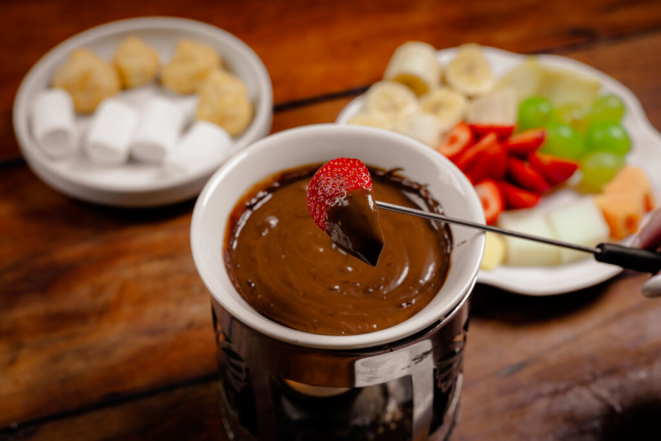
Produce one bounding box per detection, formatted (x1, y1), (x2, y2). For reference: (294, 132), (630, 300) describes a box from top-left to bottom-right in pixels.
(307, 158), (385, 266)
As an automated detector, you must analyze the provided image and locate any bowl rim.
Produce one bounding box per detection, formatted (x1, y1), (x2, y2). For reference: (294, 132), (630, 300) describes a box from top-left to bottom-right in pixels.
(12, 16), (273, 194)
(190, 124), (485, 349)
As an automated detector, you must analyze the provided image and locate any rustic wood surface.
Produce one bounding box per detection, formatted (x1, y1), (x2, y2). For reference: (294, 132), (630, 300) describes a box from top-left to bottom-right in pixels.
(1, 1), (661, 440)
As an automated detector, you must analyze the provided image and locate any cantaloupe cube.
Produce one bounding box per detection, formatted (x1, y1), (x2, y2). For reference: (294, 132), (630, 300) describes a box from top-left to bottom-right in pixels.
(594, 192), (645, 240)
(547, 198), (610, 264)
(602, 166), (656, 212)
(498, 210), (560, 266)
(481, 232), (506, 271)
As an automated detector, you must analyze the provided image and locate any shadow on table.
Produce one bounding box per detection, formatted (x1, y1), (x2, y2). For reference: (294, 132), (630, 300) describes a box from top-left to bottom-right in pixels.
(468, 276), (616, 325)
(71, 197), (198, 225)
(599, 397), (661, 441)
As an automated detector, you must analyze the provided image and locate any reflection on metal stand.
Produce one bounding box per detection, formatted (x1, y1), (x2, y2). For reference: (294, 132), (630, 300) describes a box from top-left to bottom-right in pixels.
(211, 291), (470, 441)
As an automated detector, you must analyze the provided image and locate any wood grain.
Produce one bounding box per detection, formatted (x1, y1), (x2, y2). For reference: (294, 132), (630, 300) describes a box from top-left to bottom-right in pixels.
(0, 96), (348, 428)
(2, 275), (658, 441)
(0, 380), (227, 441)
(4, 0), (661, 160)
(2, 2), (661, 439)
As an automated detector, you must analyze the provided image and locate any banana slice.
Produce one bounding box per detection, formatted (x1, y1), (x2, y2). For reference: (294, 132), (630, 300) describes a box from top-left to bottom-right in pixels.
(419, 87), (468, 132)
(445, 44), (494, 97)
(392, 113), (442, 147)
(365, 81), (419, 122)
(466, 88), (517, 126)
(384, 41), (441, 97)
(348, 112), (393, 130)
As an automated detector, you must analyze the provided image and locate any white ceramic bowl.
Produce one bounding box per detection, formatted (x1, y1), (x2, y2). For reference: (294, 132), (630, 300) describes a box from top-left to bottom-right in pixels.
(13, 17), (273, 207)
(191, 124), (485, 349)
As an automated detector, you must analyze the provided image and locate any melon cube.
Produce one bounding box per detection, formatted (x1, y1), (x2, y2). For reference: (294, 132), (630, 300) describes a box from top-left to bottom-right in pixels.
(602, 166), (656, 212)
(498, 210), (560, 266)
(594, 192), (645, 240)
(546, 198), (609, 264)
(481, 231), (506, 271)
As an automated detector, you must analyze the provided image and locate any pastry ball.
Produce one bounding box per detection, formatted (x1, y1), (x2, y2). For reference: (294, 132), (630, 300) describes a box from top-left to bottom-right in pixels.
(161, 39), (221, 94)
(196, 69), (253, 137)
(52, 48), (121, 114)
(113, 36), (159, 89)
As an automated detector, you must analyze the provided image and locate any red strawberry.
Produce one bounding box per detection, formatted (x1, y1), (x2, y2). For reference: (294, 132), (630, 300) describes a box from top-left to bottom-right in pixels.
(500, 181), (541, 209)
(306, 158), (384, 266)
(474, 179), (504, 225)
(454, 132), (499, 172)
(470, 124), (515, 140)
(436, 122), (474, 160)
(307, 158), (373, 231)
(507, 157), (552, 194)
(504, 129), (546, 157)
(467, 142), (507, 183)
(527, 152), (579, 185)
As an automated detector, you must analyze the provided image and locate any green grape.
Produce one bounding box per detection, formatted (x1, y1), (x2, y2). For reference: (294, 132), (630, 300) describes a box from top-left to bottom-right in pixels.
(518, 96), (554, 131)
(585, 122), (631, 157)
(556, 104), (589, 132)
(590, 94), (626, 124)
(580, 151), (625, 193)
(540, 122), (586, 159)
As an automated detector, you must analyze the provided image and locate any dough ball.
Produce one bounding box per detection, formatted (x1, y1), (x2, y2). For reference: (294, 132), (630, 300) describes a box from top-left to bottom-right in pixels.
(52, 48), (121, 114)
(196, 69), (253, 136)
(113, 36), (160, 89)
(161, 39), (221, 94)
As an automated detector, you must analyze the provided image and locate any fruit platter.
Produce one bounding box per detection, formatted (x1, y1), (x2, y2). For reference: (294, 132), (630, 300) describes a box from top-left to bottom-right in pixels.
(336, 43), (661, 295)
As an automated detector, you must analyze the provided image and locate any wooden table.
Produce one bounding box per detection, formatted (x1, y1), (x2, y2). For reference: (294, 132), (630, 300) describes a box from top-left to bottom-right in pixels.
(2, 1), (661, 439)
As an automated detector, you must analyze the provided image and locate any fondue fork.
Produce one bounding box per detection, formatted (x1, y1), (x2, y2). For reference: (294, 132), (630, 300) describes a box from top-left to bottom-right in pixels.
(375, 201), (661, 274)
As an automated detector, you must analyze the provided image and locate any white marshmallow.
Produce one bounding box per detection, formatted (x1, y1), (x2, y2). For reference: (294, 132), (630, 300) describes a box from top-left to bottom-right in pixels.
(85, 99), (139, 165)
(164, 121), (234, 175)
(31, 89), (77, 159)
(131, 97), (185, 164)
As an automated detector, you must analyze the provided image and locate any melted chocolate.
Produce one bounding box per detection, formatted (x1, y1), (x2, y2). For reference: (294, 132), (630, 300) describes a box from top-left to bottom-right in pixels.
(224, 164), (452, 336)
(325, 188), (384, 267)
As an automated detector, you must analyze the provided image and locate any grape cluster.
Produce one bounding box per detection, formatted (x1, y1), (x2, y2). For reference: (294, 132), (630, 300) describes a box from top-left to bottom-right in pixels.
(517, 93), (629, 192)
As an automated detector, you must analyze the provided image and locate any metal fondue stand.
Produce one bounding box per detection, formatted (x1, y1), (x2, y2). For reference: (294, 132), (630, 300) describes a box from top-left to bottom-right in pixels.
(211, 288), (471, 441)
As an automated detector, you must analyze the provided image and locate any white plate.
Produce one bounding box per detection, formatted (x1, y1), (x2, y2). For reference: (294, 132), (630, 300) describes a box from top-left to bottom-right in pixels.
(13, 17), (273, 207)
(336, 47), (661, 296)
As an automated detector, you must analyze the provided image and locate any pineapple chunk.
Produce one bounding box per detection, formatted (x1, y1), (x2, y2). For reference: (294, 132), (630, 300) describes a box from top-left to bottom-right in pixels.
(547, 198), (609, 264)
(594, 192), (645, 240)
(537, 66), (601, 110)
(498, 210), (560, 266)
(481, 232), (506, 271)
(494, 58), (543, 104)
(602, 166), (656, 212)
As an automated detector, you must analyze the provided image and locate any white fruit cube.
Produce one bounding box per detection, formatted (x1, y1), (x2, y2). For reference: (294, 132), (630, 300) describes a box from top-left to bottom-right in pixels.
(547, 198), (609, 264)
(498, 210), (560, 266)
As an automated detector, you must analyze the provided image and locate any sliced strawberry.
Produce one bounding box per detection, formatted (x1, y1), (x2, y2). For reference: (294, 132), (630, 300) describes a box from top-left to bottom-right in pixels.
(467, 142), (507, 183)
(470, 124), (515, 140)
(436, 122), (474, 160)
(507, 157), (552, 194)
(500, 181), (541, 209)
(454, 132), (498, 172)
(474, 179), (504, 225)
(504, 129), (546, 157)
(527, 152), (579, 185)
(306, 158), (373, 231)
